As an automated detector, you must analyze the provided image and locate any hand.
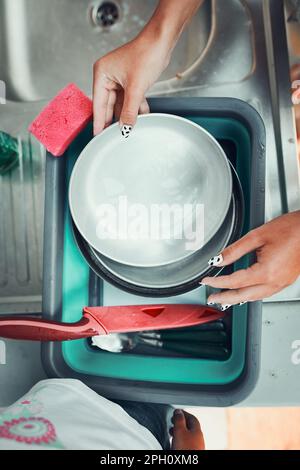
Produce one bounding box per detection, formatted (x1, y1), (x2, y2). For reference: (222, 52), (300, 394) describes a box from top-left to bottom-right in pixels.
(93, 0), (204, 135)
(170, 409), (205, 451)
(202, 211), (300, 306)
(93, 33), (170, 135)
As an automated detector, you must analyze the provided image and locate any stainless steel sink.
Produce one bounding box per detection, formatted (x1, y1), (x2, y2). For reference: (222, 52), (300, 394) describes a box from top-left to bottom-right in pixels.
(0, 0), (299, 314)
(0, 0), (212, 102)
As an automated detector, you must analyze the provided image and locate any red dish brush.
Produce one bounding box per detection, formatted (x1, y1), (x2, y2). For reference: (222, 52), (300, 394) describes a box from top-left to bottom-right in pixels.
(28, 83), (93, 157)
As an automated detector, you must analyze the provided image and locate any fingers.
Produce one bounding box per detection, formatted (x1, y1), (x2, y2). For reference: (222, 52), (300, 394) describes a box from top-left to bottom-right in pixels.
(207, 284), (275, 305)
(115, 92), (149, 123)
(202, 264), (262, 289)
(172, 410), (201, 432)
(114, 90), (124, 122)
(171, 409), (205, 451)
(139, 98), (150, 115)
(93, 73), (110, 135)
(120, 85), (145, 128)
(93, 69), (149, 136)
(208, 229), (264, 268)
(171, 409), (186, 430)
(104, 90), (117, 129)
(183, 411), (201, 433)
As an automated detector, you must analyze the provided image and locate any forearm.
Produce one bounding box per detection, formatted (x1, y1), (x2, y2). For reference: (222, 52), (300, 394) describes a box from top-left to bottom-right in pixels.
(139, 0), (204, 51)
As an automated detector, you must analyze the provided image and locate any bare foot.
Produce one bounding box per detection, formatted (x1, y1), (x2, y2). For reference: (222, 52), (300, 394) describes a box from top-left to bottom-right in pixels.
(170, 409), (205, 450)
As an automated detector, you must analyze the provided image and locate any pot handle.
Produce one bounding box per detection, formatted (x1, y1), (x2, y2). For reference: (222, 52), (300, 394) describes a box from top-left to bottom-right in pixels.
(0, 313), (103, 341)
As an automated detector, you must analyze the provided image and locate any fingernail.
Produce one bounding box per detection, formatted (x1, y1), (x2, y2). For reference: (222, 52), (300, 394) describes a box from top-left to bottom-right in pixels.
(120, 124), (132, 138)
(207, 301), (215, 306)
(174, 409), (184, 416)
(220, 304), (231, 311)
(239, 302), (246, 306)
(208, 254), (223, 267)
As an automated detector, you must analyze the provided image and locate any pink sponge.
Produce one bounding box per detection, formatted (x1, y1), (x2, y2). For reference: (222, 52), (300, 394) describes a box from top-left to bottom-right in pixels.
(29, 83), (93, 157)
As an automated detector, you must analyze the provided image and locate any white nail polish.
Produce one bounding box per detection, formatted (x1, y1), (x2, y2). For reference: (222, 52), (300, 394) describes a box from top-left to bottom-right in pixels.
(239, 302), (246, 306)
(208, 254), (223, 267)
(220, 304), (231, 311)
(207, 301), (215, 306)
(121, 124), (132, 138)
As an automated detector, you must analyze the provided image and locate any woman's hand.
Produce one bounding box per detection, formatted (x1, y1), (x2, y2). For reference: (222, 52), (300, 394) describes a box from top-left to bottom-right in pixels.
(202, 211), (300, 306)
(93, 0), (204, 136)
(170, 409), (205, 451)
(93, 34), (170, 135)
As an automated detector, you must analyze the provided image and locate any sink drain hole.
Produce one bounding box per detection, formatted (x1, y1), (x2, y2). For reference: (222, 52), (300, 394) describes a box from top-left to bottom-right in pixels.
(91, 1), (120, 28)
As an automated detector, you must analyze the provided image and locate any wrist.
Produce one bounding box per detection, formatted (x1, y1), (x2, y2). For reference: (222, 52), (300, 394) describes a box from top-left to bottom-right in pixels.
(139, 0), (204, 51)
(133, 22), (174, 70)
(142, 14), (179, 49)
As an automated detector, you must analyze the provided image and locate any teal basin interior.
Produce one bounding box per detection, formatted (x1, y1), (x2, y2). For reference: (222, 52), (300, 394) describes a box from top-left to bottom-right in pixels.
(61, 116), (250, 385)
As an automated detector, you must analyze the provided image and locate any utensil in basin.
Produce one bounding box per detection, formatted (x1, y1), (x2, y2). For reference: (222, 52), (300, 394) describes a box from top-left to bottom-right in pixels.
(0, 304), (224, 341)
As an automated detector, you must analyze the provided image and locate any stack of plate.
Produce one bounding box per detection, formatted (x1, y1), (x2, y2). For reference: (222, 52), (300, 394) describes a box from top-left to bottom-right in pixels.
(69, 114), (244, 296)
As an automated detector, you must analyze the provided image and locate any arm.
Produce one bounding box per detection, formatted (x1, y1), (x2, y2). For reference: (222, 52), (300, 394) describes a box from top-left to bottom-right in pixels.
(93, 0), (204, 135)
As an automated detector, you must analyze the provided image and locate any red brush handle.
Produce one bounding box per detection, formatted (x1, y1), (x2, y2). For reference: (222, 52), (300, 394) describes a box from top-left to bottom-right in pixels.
(0, 312), (105, 341)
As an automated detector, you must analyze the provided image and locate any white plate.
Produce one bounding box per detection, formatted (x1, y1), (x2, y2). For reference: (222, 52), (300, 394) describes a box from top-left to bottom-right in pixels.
(69, 114), (232, 267)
